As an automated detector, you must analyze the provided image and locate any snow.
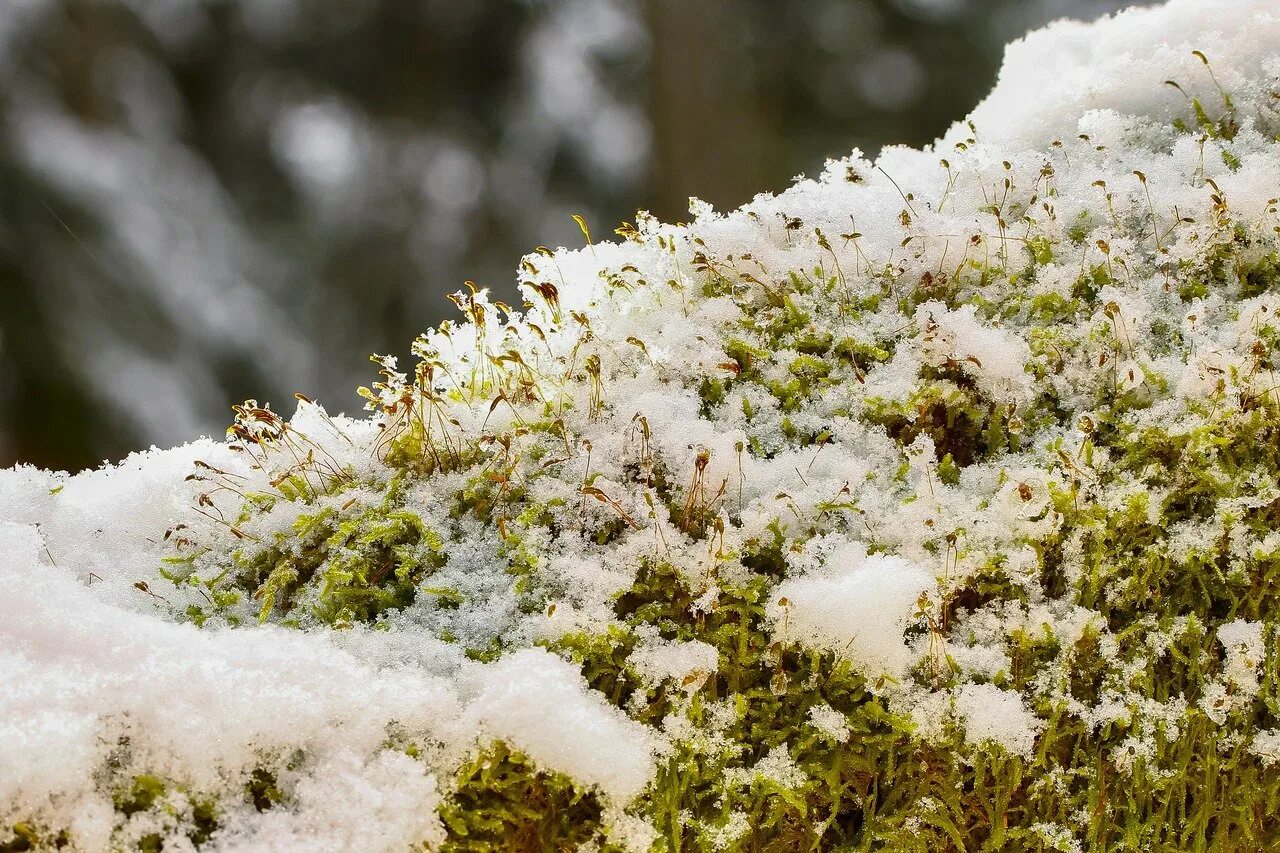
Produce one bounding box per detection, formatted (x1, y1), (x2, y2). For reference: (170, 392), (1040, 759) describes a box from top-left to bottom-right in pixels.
(0, 522), (460, 846)
(956, 0), (1280, 150)
(4, 0), (1280, 843)
(723, 746), (807, 791)
(1202, 619), (1266, 723)
(1253, 730), (1280, 767)
(627, 639), (720, 693)
(1217, 618), (1265, 692)
(955, 684), (1040, 758)
(806, 704), (851, 743)
(917, 302), (1034, 403)
(214, 751), (446, 853)
(769, 551), (935, 681)
(0, 505), (655, 834)
(466, 649), (658, 801)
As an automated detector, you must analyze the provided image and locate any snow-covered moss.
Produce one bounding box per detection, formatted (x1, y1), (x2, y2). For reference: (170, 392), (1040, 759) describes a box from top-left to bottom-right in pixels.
(5, 0), (1280, 849)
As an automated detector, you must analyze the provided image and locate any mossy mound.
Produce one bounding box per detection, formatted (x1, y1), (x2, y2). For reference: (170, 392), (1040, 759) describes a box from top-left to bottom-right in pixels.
(5, 1), (1280, 850)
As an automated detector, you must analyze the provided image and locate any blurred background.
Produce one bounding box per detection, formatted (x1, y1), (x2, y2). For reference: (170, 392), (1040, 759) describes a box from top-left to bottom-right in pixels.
(0, 0), (1145, 471)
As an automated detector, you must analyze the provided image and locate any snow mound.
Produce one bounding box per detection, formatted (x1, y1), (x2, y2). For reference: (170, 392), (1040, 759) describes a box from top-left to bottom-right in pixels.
(4, 0), (1280, 847)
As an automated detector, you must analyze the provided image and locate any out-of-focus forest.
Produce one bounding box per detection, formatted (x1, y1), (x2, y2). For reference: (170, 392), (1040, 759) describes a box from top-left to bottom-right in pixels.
(0, 0), (1144, 471)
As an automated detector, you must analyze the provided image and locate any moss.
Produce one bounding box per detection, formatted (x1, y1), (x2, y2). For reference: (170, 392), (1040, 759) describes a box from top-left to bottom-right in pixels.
(723, 338), (768, 376)
(132, 70), (1280, 852)
(832, 336), (892, 372)
(526, 347), (1280, 849)
(793, 330), (833, 356)
(1058, 403), (1280, 628)
(245, 768), (285, 813)
(553, 559), (917, 851)
(547, 547), (1278, 851)
(438, 742), (607, 852)
(1238, 250), (1280, 298)
(936, 452), (961, 486)
(107, 774), (223, 850)
(113, 774), (168, 818)
(698, 377), (728, 416)
(1026, 235), (1055, 266)
(863, 375), (1016, 467)
(0, 824), (66, 853)
(181, 476), (448, 627)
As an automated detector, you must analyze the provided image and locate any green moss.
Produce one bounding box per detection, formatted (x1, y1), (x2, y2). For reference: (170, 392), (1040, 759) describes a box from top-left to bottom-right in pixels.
(113, 774), (168, 818)
(936, 452), (961, 486)
(1058, 403), (1280, 628)
(832, 336), (892, 371)
(245, 768), (286, 813)
(724, 338), (768, 377)
(540, 549), (1263, 851)
(438, 742), (607, 852)
(862, 371), (1027, 467)
(551, 559), (916, 851)
(1065, 212), (1094, 245)
(136, 78), (1280, 852)
(698, 377), (728, 415)
(525, 322), (1280, 849)
(108, 774), (222, 850)
(180, 476), (448, 627)
(0, 824), (65, 853)
(1027, 235), (1055, 266)
(1238, 250), (1280, 298)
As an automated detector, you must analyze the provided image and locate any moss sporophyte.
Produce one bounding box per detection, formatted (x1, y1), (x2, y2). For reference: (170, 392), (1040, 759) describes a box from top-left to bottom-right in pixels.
(6, 4), (1280, 850)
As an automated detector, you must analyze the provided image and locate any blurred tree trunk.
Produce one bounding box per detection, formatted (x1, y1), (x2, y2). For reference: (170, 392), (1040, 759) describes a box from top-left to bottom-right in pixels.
(645, 0), (780, 220)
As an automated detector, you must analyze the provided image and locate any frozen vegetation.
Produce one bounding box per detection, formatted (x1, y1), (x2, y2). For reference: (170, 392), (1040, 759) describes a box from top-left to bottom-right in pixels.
(5, 0), (1280, 849)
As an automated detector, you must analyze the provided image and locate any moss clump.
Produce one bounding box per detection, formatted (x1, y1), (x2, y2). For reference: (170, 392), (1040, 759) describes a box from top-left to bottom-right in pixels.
(548, 545), (1280, 851)
(244, 498), (446, 625)
(100, 41), (1280, 852)
(0, 824), (67, 853)
(438, 742), (608, 852)
(244, 768), (286, 813)
(108, 774), (222, 851)
(172, 476), (448, 627)
(553, 559), (914, 850)
(1060, 403), (1280, 628)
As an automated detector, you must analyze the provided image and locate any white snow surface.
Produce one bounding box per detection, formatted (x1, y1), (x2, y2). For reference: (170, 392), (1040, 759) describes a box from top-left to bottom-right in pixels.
(955, 0), (1280, 150)
(955, 684), (1041, 758)
(768, 551), (935, 680)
